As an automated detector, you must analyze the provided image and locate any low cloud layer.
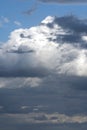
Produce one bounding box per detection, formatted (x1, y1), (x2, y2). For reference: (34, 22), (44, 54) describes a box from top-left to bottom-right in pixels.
(1, 112), (87, 124)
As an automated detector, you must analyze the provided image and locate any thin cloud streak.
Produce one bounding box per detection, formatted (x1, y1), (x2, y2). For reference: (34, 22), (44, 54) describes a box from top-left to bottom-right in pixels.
(1, 112), (87, 124)
(23, 1), (39, 15)
(14, 21), (22, 26)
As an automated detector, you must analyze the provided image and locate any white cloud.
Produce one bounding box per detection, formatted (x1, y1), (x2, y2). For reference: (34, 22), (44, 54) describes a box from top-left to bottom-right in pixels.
(0, 15), (87, 88)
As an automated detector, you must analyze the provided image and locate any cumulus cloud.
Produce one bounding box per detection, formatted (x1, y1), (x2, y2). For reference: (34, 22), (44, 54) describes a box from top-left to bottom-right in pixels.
(38, 0), (87, 4)
(1, 15), (87, 78)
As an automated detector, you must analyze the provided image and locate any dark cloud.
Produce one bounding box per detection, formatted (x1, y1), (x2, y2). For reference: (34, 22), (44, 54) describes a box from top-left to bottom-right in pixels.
(0, 60), (50, 77)
(0, 75), (87, 114)
(38, 0), (87, 4)
(7, 45), (34, 54)
(0, 73), (87, 129)
(46, 15), (87, 48)
(0, 50), (51, 77)
(54, 15), (87, 33)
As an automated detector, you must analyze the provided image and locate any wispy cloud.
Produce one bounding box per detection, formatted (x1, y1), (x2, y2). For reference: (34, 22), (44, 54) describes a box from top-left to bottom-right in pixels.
(1, 16), (10, 23)
(23, 1), (38, 15)
(2, 112), (87, 124)
(14, 21), (22, 26)
(0, 16), (10, 28)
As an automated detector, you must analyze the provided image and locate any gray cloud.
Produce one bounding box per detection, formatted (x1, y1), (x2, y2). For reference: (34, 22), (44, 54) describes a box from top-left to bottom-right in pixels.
(54, 15), (87, 33)
(0, 74), (87, 114)
(1, 112), (87, 124)
(47, 15), (87, 46)
(1, 111), (87, 130)
(0, 52), (50, 77)
(0, 74), (87, 129)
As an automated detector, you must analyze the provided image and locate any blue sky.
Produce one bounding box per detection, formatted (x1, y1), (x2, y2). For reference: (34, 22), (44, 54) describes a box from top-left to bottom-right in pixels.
(0, 0), (87, 42)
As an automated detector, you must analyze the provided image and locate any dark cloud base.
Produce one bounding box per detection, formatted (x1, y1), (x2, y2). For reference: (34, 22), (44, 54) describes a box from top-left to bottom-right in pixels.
(0, 75), (87, 129)
(0, 76), (87, 115)
(0, 122), (87, 130)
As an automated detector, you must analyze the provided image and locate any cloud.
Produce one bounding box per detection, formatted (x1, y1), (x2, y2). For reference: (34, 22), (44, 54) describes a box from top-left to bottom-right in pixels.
(1, 16), (10, 23)
(38, 0), (87, 4)
(23, 1), (38, 15)
(1, 15), (87, 130)
(1, 112), (87, 124)
(0, 77), (42, 88)
(1, 15), (87, 78)
(14, 21), (22, 26)
(0, 16), (10, 28)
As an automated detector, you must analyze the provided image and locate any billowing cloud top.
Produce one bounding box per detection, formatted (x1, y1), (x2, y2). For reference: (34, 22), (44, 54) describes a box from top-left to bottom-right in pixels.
(38, 0), (87, 4)
(1, 15), (87, 77)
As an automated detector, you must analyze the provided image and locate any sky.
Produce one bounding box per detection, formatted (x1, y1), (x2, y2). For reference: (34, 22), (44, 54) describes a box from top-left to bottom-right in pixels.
(1, 0), (87, 42)
(1, 0), (87, 130)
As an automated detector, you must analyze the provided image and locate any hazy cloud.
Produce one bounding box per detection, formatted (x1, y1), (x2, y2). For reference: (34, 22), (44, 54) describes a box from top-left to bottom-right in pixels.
(14, 21), (22, 26)
(1, 112), (87, 124)
(0, 16), (10, 28)
(1, 16), (10, 23)
(23, 2), (38, 15)
(0, 77), (42, 88)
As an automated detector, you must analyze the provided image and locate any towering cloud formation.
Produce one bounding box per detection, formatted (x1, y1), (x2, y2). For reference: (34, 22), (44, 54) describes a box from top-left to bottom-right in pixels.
(1, 16), (87, 78)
